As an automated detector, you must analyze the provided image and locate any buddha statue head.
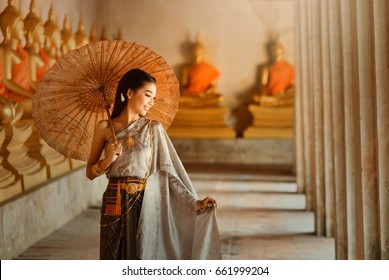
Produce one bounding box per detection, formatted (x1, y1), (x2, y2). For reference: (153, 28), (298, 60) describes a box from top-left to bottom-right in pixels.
(100, 26), (107, 41)
(0, 0), (24, 44)
(75, 18), (89, 48)
(44, 3), (61, 50)
(61, 14), (76, 55)
(0, 95), (16, 124)
(113, 28), (123, 40)
(271, 41), (284, 63)
(113, 28), (122, 40)
(89, 25), (97, 44)
(193, 34), (205, 63)
(24, 0), (44, 49)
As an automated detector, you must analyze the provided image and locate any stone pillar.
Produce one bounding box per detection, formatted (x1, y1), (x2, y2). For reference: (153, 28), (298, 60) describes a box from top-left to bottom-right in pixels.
(373, 0), (389, 260)
(295, 0), (306, 194)
(311, 0), (325, 236)
(356, 0), (380, 260)
(307, 0), (317, 212)
(320, 0), (335, 238)
(299, 0), (314, 211)
(340, 0), (364, 260)
(329, 0), (348, 259)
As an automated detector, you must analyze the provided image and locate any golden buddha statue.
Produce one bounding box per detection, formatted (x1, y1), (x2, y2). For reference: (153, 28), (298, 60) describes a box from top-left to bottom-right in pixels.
(0, 95), (23, 201)
(244, 40), (295, 139)
(24, 0), (50, 89)
(253, 41), (295, 107)
(0, 0), (33, 118)
(168, 35), (235, 139)
(88, 25), (97, 44)
(60, 15), (76, 55)
(75, 18), (89, 48)
(43, 3), (61, 67)
(0, 94), (16, 124)
(180, 35), (223, 107)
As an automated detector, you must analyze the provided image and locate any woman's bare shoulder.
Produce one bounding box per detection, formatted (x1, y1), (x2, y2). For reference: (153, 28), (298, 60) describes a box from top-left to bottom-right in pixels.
(94, 120), (113, 140)
(95, 120), (110, 130)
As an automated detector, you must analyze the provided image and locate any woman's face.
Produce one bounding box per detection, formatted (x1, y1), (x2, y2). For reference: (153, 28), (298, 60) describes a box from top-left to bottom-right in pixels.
(127, 82), (156, 116)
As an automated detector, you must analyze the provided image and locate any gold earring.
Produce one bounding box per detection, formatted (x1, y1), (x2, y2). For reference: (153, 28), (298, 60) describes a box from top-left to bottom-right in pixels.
(120, 93), (125, 102)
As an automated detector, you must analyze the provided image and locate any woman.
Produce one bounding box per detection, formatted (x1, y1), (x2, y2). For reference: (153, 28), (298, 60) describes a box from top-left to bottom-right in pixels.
(86, 69), (221, 260)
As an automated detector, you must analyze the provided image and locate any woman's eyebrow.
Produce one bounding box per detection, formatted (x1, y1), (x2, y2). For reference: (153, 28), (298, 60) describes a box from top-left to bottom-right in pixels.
(145, 89), (156, 95)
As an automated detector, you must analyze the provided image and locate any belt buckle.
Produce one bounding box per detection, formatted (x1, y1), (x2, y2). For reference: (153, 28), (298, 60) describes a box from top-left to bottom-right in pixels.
(119, 178), (146, 195)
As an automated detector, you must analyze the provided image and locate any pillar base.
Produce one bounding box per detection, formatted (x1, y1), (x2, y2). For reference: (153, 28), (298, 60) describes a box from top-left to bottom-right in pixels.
(169, 106), (236, 138)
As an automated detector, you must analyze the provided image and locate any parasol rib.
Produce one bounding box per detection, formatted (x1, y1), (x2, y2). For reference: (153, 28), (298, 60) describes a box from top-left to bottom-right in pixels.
(102, 42), (136, 85)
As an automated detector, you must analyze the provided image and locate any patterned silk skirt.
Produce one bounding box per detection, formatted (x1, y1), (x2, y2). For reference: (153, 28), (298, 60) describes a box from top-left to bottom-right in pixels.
(100, 188), (144, 259)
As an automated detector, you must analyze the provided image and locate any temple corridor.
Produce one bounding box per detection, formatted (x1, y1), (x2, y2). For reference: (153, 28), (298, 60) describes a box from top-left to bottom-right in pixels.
(15, 166), (334, 260)
(1, 0), (388, 261)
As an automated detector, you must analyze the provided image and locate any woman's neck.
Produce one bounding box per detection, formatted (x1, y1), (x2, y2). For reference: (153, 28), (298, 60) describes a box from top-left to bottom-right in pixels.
(119, 109), (140, 124)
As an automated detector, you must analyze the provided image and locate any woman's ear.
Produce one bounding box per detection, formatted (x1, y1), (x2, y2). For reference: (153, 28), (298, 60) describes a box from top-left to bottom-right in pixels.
(126, 88), (133, 99)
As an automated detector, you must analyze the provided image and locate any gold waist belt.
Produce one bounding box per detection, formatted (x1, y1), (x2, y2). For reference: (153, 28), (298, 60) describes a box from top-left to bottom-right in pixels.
(109, 177), (147, 195)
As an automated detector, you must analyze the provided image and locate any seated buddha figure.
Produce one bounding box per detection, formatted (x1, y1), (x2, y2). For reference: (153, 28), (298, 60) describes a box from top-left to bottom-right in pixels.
(43, 3), (61, 67)
(75, 18), (89, 48)
(89, 25), (98, 44)
(0, 0), (32, 109)
(60, 15), (76, 56)
(180, 36), (223, 107)
(24, 0), (50, 89)
(253, 41), (295, 107)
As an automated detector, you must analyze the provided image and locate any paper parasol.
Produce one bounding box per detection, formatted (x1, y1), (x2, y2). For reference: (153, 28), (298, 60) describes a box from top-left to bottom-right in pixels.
(33, 40), (180, 161)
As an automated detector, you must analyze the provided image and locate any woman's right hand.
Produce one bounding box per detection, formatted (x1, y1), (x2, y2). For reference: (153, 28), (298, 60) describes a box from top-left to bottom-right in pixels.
(107, 141), (122, 162)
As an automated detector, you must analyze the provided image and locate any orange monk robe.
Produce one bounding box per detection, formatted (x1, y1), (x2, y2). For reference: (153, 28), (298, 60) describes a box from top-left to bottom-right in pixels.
(0, 44), (31, 102)
(36, 48), (50, 81)
(185, 61), (220, 96)
(267, 60), (294, 95)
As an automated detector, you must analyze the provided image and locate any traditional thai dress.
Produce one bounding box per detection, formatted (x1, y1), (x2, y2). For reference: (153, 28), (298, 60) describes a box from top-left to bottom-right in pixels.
(100, 117), (221, 259)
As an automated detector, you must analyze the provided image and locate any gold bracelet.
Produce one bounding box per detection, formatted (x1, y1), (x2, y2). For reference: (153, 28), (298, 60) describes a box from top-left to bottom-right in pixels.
(91, 161), (107, 177)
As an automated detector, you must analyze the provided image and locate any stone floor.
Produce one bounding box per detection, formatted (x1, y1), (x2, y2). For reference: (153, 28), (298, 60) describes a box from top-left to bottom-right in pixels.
(16, 166), (334, 260)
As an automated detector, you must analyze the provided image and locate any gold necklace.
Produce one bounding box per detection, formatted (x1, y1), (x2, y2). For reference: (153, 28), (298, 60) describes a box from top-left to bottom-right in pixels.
(120, 117), (139, 148)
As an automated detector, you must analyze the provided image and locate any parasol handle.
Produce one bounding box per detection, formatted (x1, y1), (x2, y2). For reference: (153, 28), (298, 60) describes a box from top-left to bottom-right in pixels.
(104, 106), (118, 144)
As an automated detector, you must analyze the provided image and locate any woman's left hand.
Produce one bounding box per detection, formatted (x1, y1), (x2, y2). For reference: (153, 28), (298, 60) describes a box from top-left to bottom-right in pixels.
(196, 196), (217, 213)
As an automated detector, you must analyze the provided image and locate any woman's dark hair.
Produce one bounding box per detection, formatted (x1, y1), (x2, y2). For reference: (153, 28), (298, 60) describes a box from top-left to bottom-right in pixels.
(111, 68), (156, 119)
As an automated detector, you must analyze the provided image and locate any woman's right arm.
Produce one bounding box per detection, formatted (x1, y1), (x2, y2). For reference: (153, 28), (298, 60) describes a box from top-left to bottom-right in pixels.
(86, 121), (122, 180)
